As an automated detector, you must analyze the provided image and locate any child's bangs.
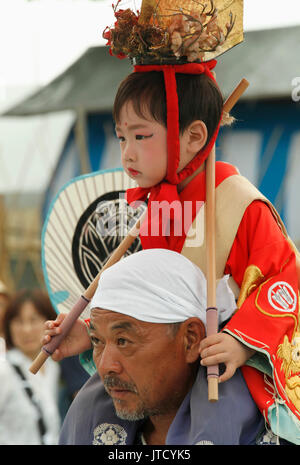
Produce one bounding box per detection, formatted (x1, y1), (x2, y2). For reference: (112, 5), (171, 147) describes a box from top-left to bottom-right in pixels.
(113, 72), (166, 126)
(131, 86), (166, 125)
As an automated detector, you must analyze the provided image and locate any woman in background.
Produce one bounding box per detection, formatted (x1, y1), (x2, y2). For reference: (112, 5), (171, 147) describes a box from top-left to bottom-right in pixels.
(0, 289), (61, 445)
(0, 280), (10, 356)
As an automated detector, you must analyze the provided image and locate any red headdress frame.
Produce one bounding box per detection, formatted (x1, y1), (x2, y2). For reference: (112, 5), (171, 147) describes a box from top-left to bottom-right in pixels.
(133, 60), (222, 186)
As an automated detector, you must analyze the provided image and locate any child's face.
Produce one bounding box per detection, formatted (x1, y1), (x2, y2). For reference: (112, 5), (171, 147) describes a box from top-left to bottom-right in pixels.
(116, 101), (168, 188)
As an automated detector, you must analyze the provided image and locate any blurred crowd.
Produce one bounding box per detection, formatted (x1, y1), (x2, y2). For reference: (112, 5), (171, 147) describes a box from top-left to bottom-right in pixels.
(0, 281), (89, 445)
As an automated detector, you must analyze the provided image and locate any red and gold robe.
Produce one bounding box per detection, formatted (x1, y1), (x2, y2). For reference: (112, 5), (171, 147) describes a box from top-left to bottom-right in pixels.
(138, 161), (300, 443)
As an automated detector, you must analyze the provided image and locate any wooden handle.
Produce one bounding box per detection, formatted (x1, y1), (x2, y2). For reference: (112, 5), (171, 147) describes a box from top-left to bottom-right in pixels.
(223, 78), (249, 113)
(29, 350), (49, 374)
(208, 378), (219, 402)
(29, 209), (147, 374)
(84, 209), (146, 300)
(205, 78), (250, 402)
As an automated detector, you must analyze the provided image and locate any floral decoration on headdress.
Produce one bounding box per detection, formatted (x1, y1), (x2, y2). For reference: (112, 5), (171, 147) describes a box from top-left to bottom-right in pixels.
(103, 0), (243, 64)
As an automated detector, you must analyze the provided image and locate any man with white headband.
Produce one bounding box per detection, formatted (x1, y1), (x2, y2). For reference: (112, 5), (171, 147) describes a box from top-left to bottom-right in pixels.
(57, 248), (269, 445)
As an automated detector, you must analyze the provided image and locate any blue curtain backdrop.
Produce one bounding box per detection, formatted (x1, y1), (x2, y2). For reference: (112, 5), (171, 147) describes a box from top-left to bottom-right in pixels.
(42, 100), (300, 243)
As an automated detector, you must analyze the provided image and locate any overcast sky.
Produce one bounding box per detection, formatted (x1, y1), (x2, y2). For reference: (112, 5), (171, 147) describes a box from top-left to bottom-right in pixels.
(1, 0), (300, 91)
(0, 0), (300, 193)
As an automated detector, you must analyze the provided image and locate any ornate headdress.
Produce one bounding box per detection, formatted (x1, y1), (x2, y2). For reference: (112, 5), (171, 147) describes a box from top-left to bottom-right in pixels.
(104, 0), (243, 64)
(103, 0), (244, 249)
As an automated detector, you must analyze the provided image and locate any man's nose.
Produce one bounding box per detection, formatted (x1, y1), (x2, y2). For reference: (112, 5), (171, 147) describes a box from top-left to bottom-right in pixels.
(97, 344), (122, 376)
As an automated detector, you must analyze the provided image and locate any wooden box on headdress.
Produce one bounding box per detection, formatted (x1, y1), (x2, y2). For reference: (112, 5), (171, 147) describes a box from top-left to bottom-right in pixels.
(139, 0), (244, 62)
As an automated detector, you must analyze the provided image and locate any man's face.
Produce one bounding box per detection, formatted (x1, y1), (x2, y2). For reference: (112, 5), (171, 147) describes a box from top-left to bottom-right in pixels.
(89, 309), (193, 421)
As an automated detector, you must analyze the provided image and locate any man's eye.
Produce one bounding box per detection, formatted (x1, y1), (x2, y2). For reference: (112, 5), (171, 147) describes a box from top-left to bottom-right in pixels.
(117, 338), (128, 346)
(91, 336), (101, 346)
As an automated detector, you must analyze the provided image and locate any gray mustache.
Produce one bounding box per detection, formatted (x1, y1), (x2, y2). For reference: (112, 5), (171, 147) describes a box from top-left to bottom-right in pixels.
(103, 376), (138, 393)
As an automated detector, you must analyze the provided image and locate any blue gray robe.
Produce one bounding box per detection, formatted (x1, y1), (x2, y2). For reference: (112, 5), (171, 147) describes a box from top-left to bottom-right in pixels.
(59, 366), (265, 445)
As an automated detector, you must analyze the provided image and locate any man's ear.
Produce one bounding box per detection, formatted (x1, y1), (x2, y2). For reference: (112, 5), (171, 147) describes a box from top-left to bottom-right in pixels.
(182, 317), (206, 363)
(186, 120), (208, 155)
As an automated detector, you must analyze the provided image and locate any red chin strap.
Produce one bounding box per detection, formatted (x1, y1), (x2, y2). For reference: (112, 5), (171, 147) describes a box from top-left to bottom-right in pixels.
(126, 60), (222, 250)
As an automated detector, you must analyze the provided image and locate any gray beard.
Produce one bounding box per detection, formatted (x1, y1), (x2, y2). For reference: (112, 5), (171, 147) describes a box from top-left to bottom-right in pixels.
(103, 374), (183, 422)
(114, 400), (164, 421)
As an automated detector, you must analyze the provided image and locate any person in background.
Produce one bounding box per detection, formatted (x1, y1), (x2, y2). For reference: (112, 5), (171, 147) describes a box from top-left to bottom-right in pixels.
(0, 280), (10, 341)
(0, 289), (61, 445)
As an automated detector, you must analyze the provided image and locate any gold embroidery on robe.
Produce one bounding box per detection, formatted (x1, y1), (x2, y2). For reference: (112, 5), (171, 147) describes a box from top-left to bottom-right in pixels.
(277, 331), (300, 412)
(237, 264), (265, 309)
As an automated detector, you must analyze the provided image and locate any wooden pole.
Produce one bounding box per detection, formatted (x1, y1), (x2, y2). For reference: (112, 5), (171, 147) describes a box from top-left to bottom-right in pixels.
(206, 78), (249, 402)
(75, 108), (91, 175)
(205, 145), (219, 401)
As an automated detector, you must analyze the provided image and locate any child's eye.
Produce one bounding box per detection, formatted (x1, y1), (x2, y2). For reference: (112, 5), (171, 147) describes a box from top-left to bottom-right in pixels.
(117, 136), (125, 142)
(136, 134), (153, 140)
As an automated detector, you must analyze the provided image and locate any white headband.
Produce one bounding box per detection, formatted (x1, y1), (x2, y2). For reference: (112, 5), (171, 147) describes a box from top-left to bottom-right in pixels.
(90, 249), (236, 326)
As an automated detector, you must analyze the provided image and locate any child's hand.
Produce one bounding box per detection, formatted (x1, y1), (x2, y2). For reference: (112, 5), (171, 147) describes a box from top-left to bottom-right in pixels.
(199, 332), (255, 383)
(42, 313), (92, 362)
